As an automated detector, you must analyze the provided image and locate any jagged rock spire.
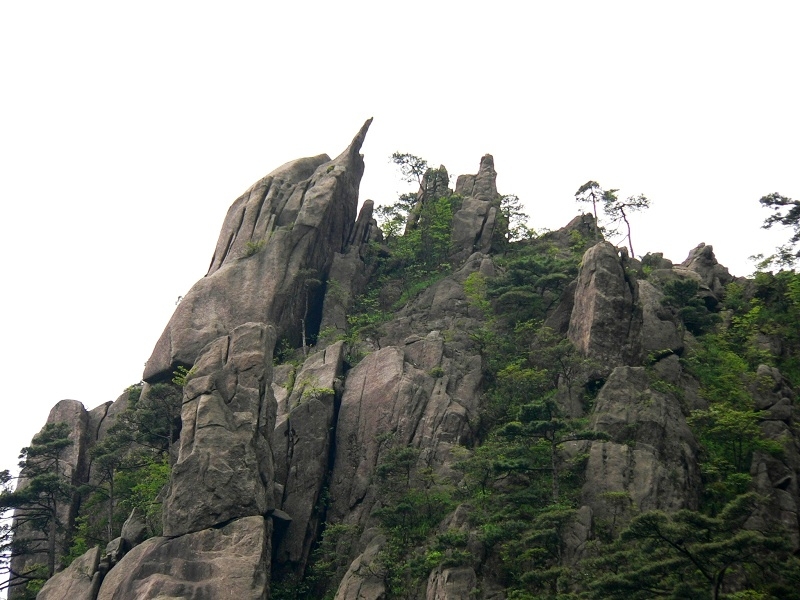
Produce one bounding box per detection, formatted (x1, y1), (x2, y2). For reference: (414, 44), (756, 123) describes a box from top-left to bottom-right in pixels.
(143, 119), (372, 382)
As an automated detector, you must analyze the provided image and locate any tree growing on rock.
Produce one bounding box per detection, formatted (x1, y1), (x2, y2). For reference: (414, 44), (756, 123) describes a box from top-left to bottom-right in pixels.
(0, 422), (75, 585)
(108, 384), (182, 456)
(583, 493), (794, 600)
(390, 152), (428, 189)
(499, 194), (533, 243)
(575, 180), (603, 227)
(601, 188), (650, 257)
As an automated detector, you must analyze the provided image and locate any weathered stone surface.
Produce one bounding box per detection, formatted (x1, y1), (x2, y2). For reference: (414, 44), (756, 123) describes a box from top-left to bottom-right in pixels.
(87, 402), (111, 446)
(750, 449), (800, 548)
(97, 516), (270, 600)
(638, 279), (683, 356)
(162, 322), (276, 537)
(319, 201), (381, 337)
(144, 120), (372, 381)
(451, 155), (501, 261)
(583, 366), (701, 518)
(651, 353), (705, 411)
(680, 242), (733, 298)
(120, 508), (148, 547)
(746, 367), (800, 549)
(47, 399), (92, 485)
(641, 252), (674, 271)
(541, 213), (599, 250)
(333, 535), (386, 600)
(426, 566), (478, 600)
(36, 545), (100, 600)
(753, 364), (795, 411)
(95, 390), (132, 442)
(327, 256), (488, 563)
(567, 242), (642, 368)
(273, 342), (344, 573)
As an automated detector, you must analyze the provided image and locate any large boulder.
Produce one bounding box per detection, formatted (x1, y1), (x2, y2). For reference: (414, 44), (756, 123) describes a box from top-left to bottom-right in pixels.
(451, 155), (501, 261)
(638, 279), (683, 356)
(426, 566), (478, 600)
(332, 534), (386, 600)
(679, 242), (733, 299)
(144, 119), (372, 381)
(582, 366), (701, 519)
(567, 242), (642, 369)
(35, 546), (101, 600)
(96, 516), (270, 600)
(162, 322), (277, 537)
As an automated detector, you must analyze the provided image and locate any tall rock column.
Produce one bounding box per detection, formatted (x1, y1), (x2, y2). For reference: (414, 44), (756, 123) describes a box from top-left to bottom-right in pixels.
(162, 321), (277, 537)
(450, 155), (501, 262)
(567, 241), (642, 369)
(144, 119), (372, 381)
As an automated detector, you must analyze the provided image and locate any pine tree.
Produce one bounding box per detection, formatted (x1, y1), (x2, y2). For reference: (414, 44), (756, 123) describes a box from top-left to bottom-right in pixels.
(1, 422), (75, 583)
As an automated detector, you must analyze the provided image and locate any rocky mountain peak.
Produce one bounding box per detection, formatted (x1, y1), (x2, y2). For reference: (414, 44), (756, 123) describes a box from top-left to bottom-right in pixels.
(7, 124), (799, 600)
(143, 119), (372, 382)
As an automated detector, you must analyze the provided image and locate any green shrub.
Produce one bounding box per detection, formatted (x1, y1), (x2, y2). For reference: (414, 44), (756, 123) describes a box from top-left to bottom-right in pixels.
(244, 239), (267, 257)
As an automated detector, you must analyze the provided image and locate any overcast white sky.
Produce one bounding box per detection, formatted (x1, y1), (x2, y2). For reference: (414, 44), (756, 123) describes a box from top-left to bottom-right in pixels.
(1, 1), (798, 482)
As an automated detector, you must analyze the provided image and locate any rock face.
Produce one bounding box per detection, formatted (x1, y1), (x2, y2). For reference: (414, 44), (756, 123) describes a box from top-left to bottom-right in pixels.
(582, 366), (701, 518)
(36, 546), (100, 600)
(162, 321), (276, 537)
(144, 119), (372, 382)
(680, 242), (733, 298)
(748, 364), (800, 549)
(272, 341), (345, 574)
(318, 200), (382, 337)
(638, 279), (683, 356)
(328, 254), (491, 519)
(451, 155), (501, 260)
(426, 566), (478, 600)
(568, 241), (642, 369)
(96, 516), (270, 600)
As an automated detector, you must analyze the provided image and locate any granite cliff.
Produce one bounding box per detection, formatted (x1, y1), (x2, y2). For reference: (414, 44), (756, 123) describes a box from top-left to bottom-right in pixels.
(6, 122), (800, 600)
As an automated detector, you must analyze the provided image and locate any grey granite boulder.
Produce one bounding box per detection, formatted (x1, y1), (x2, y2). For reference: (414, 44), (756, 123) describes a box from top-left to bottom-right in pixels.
(426, 566), (478, 600)
(638, 279), (683, 356)
(96, 516), (270, 600)
(35, 546), (101, 600)
(679, 242), (733, 299)
(272, 342), (344, 574)
(162, 322), (277, 537)
(451, 155), (501, 261)
(568, 242), (642, 368)
(144, 120), (372, 382)
(582, 366), (701, 519)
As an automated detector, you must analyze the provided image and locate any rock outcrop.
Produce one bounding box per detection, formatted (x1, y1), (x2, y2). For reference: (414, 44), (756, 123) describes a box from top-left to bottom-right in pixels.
(10, 124), (800, 600)
(582, 366), (702, 518)
(144, 119), (372, 382)
(680, 242), (733, 299)
(162, 321), (276, 537)
(568, 241), (642, 369)
(97, 516), (270, 600)
(451, 155), (501, 261)
(35, 546), (100, 600)
(272, 341), (345, 574)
